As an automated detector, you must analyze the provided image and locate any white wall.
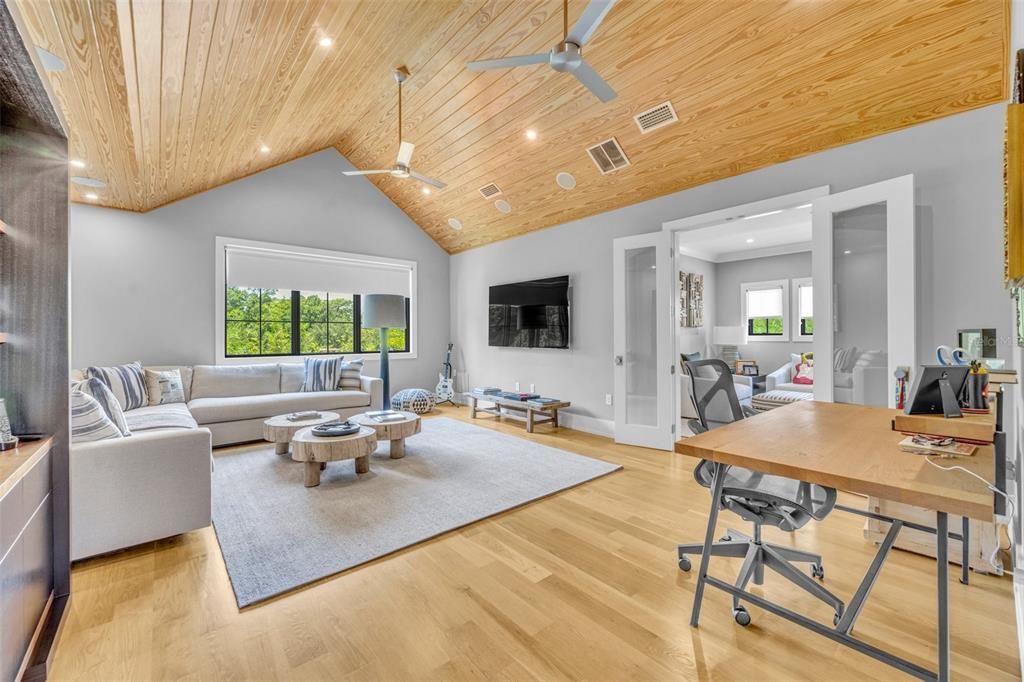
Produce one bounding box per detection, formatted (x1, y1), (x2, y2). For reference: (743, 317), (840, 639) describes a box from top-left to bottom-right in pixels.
(70, 149), (450, 393)
(676, 254), (715, 359)
(450, 104), (1015, 426)
(713, 251), (812, 372)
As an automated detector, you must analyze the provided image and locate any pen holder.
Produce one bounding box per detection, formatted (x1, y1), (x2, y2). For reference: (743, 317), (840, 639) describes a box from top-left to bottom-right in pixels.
(963, 373), (989, 410)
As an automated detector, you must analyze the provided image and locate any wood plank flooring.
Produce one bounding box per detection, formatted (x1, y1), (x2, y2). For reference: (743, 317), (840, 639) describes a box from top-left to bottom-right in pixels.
(53, 405), (1019, 681)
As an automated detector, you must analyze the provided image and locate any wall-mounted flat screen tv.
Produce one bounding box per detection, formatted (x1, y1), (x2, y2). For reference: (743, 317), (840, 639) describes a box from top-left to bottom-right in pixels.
(488, 275), (570, 348)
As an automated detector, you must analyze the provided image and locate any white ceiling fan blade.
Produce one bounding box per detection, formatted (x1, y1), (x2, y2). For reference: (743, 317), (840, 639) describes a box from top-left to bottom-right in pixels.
(468, 52), (550, 71)
(571, 60), (616, 103)
(567, 0), (617, 46)
(408, 170), (447, 189)
(343, 169), (390, 176)
(396, 141), (415, 165)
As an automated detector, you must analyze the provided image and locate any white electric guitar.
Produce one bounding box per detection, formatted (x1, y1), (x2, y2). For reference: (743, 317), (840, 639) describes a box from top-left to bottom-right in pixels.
(435, 343), (456, 404)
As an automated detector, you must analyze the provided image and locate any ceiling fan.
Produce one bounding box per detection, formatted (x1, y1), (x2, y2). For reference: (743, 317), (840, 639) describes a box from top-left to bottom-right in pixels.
(343, 67), (446, 189)
(467, 0), (617, 103)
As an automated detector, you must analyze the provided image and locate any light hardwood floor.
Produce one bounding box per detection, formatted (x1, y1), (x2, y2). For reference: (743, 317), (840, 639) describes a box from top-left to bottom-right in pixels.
(54, 405), (1019, 681)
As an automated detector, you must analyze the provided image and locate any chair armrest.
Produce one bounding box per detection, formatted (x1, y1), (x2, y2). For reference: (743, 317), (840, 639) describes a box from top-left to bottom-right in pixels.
(360, 375), (384, 410)
(765, 363), (791, 391)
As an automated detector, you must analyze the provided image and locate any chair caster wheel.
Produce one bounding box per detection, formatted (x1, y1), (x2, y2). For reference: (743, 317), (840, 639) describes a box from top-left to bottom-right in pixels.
(678, 556), (692, 572)
(719, 535), (732, 542)
(833, 612), (842, 627)
(811, 563), (825, 580)
(733, 606), (751, 626)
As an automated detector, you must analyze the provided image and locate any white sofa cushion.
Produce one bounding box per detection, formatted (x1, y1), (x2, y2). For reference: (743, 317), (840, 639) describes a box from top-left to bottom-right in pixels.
(125, 403), (199, 432)
(775, 381), (814, 393)
(146, 365), (195, 401)
(145, 368), (186, 405)
(280, 363), (305, 392)
(191, 364), (280, 399)
(188, 390), (371, 424)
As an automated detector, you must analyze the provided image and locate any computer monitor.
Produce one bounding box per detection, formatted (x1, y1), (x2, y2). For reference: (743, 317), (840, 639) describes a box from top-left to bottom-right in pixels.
(903, 365), (970, 418)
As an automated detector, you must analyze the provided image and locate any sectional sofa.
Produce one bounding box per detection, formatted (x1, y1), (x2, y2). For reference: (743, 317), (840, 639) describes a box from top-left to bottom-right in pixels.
(70, 362), (383, 560)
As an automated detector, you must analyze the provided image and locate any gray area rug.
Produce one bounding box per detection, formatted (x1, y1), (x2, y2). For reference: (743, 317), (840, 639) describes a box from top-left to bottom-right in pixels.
(211, 417), (621, 607)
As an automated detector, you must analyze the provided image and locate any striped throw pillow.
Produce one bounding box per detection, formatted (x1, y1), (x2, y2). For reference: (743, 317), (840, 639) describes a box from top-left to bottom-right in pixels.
(85, 362), (149, 411)
(71, 390), (125, 443)
(300, 356), (344, 392)
(76, 377), (131, 436)
(339, 359), (363, 390)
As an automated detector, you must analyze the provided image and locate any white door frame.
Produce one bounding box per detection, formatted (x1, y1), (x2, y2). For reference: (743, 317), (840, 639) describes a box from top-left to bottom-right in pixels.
(811, 174), (915, 406)
(612, 231), (675, 450)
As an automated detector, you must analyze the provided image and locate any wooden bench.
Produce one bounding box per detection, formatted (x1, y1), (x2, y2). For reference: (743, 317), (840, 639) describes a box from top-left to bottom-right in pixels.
(463, 394), (570, 433)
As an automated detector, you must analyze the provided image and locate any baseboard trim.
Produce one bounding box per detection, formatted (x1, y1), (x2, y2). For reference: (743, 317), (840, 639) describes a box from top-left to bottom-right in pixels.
(556, 412), (614, 438)
(21, 592), (70, 682)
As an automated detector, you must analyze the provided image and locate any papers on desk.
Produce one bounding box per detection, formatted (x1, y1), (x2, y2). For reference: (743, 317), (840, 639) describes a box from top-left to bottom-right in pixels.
(898, 436), (977, 457)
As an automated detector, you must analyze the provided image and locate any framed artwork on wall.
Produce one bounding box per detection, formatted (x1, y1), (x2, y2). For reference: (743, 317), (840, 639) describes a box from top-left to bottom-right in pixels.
(679, 271), (704, 328)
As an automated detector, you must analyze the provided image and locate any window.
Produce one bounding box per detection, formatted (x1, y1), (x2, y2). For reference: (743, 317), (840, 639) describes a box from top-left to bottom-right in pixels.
(216, 238), (416, 361)
(793, 278), (813, 340)
(741, 280), (790, 342)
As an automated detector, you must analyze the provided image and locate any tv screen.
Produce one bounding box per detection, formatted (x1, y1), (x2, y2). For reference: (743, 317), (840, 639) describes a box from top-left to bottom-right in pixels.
(489, 275), (570, 348)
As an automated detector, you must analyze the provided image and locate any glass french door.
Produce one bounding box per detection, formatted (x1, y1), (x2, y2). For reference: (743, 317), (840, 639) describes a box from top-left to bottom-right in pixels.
(811, 175), (915, 407)
(612, 232), (675, 449)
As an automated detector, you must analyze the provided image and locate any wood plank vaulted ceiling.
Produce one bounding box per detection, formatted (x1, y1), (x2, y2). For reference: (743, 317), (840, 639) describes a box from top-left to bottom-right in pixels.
(14, 0), (1009, 254)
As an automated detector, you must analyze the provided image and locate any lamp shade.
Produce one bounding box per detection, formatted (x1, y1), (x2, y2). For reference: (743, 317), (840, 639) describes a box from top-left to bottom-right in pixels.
(362, 294), (406, 329)
(713, 325), (743, 346)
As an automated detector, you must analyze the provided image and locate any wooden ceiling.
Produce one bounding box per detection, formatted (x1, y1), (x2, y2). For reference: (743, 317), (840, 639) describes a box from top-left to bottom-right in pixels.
(13, 0), (1009, 253)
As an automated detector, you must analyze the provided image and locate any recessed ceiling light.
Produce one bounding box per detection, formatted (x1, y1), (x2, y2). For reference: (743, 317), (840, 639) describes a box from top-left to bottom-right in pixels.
(318, 37), (333, 47)
(742, 209), (784, 220)
(84, 193), (98, 200)
(422, 187), (431, 195)
(745, 238), (755, 244)
(70, 176), (106, 188)
(69, 159), (86, 169)
(556, 172), (576, 190)
(259, 144), (271, 153)
(525, 129), (538, 141)
(35, 46), (65, 72)
(447, 218), (462, 231)
(844, 249), (852, 255)
(495, 199), (512, 214)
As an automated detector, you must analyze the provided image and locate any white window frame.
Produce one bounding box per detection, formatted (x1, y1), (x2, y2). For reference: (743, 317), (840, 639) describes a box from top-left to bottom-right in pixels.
(792, 277), (814, 342)
(741, 279), (790, 342)
(214, 236), (418, 365)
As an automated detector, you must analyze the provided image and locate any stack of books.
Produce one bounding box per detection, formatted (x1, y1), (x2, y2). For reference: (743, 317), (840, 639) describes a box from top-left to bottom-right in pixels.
(527, 397), (560, 407)
(472, 386), (501, 397)
(499, 392), (539, 401)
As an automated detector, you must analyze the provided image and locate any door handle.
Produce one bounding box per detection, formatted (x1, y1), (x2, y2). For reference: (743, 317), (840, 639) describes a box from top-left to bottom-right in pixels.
(614, 355), (623, 366)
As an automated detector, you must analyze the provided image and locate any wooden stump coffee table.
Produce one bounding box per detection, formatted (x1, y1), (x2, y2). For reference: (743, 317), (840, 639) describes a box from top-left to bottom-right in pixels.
(291, 425), (377, 487)
(352, 411), (421, 459)
(263, 412), (340, 455)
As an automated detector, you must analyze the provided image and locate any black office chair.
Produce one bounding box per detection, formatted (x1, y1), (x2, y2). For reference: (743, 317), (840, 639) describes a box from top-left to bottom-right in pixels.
(678, 359), (845, 626)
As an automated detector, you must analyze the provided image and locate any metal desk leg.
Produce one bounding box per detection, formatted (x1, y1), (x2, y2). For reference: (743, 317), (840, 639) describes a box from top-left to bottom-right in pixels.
(690, 462), (726, 627)
(937, 511), (950, 682)
(960, 516), (969, 585)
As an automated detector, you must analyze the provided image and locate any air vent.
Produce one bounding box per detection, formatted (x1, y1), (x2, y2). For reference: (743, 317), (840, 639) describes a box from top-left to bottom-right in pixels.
(586, 137), (630, 175)
(634, 101), (677, 134)
(478, 183), (502, 199)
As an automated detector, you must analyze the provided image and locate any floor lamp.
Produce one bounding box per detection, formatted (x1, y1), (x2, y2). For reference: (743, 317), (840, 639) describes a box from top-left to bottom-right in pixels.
(362, 294), (406, 408)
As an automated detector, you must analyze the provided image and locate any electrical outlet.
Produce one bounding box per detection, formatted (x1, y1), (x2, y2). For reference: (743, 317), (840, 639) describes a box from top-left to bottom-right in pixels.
(529, 383), (535, 393)
(605, 393), (613, 406)
(514, 381), (520, 391)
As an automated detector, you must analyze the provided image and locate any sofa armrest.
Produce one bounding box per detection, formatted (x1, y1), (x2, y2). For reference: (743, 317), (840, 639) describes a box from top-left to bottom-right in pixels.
(765, 362), (792, 392)
(732, 374), (753, 388)
(71, 427), (212, 459)
(360, 375), (384, 410)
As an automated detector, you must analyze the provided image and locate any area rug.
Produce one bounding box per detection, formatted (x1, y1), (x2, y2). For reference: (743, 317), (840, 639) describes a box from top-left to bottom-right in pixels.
(211, 417), (621, 607)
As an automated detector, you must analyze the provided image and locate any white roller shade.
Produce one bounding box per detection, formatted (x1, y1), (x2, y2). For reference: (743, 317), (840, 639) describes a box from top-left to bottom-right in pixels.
(746, 287), (783, 317)
(226, 246), (411, 297)
(798, 284), (813, 318)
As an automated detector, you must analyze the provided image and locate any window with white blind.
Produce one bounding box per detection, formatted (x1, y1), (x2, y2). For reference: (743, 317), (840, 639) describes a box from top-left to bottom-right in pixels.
(741, 279), (790, 341)
(214, 237), (417, 362)
(793, 277), (813, 340)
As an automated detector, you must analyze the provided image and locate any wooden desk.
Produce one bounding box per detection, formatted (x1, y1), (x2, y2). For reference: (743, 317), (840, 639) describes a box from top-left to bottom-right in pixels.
(675, 401), (1001, 682)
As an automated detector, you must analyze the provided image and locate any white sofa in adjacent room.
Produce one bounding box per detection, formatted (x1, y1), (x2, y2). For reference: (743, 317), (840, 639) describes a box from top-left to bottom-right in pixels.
(70, 362), (383, 560)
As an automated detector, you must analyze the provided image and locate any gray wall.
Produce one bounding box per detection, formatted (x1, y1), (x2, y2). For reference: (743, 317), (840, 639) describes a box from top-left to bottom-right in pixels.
(714, 251), (812, 372)
(70, 149), (450, 393)
(450, 104), (1014, 426)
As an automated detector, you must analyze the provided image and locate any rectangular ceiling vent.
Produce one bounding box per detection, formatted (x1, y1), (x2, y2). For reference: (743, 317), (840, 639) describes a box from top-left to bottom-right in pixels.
(587, 137), (631, 175)
(478, 183), (502, 199)
(634, 101), (678, 134)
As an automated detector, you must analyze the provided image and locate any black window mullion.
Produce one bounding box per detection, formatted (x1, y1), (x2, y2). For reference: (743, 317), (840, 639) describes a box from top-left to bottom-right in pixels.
(290, 290), (301, 355)
(404, 297), (411, 352)
(353, 294), (362, 354)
